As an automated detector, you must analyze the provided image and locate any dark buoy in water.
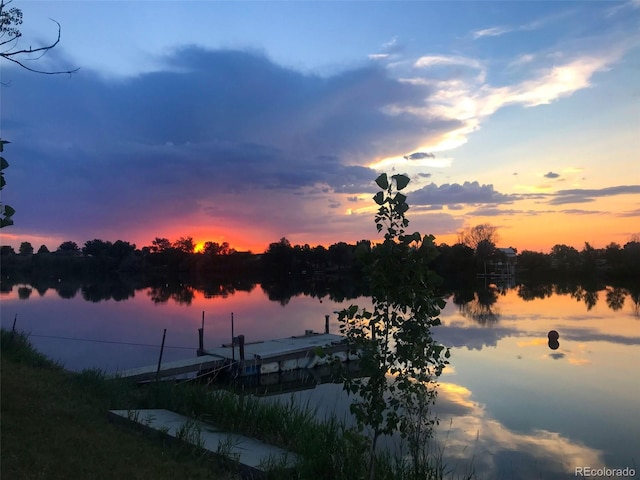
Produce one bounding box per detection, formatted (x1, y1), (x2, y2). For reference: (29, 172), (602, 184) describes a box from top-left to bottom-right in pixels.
(548, 330), (560, 350)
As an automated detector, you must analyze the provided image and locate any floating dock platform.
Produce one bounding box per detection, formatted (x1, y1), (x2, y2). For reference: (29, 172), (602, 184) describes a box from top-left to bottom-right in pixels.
(116, 331), (352, 383)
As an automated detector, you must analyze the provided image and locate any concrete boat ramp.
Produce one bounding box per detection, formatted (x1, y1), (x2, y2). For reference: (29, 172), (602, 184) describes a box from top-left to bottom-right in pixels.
(109, 409), (298, 478)
(116, 332), (350, 382)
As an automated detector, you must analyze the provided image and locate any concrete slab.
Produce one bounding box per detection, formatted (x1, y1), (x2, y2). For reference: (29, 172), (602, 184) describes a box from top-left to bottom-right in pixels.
(108, 409), (298, 476)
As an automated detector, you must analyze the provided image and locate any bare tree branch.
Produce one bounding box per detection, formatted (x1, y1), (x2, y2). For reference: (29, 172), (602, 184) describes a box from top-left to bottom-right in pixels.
(0, 0), (79, 78)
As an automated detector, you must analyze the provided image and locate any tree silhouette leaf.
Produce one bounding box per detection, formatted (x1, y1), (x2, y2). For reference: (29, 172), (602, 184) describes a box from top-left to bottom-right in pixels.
(392, 174), (410, 191)
(375, 173), (389, 190)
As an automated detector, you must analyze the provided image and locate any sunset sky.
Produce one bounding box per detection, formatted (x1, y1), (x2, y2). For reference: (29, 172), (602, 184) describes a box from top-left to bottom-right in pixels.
(1, 1), (639, 254)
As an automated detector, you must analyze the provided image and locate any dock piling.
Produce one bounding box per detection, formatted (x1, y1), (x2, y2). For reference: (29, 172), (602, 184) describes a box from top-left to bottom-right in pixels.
(10, 314), (17, 343)
(155, 328), (167, 382)
(325, 314), (330, 334)
(238, 335), (245, 361)
(197, 311), (205, 356)
(231, 312), (235, 361)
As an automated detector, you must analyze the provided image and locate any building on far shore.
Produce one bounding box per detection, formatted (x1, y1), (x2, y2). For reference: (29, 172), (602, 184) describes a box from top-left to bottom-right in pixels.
(490, 247), (517, 277)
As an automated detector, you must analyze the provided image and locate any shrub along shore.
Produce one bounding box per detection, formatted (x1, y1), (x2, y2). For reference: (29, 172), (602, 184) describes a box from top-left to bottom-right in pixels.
(1, 328), (473, 479)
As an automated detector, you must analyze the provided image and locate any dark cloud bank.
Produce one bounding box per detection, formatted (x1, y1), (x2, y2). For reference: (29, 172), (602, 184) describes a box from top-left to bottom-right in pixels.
(3, 46), (638, 244)
(2, 46), (463, 240)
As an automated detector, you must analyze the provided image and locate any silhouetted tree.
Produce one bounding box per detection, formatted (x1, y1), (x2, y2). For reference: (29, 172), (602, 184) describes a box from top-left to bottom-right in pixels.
(150, 237), (171, 253)
(173, 236), (195, 254)
(580, 242), (599, 273)
(311, 245), (328, 270)
(550, 244), (581, 272)
(475, 238), (497, 272)
(432, 243), (475, 282)
(264, 237), (295, 276)
(328, 241), (353, 270)
(110, 240), (136, 261)
(83, 239), (112, 257)
(202, 241), (233, 256)
(37, 244), (50, 254)
(458, 223), (499, 251)
(57, 241), (80, 254)
(517, 250), (552, 275)
(19, 241), (33, 255)
(604, 242), (624, 270)
(623, 241), (640, 277)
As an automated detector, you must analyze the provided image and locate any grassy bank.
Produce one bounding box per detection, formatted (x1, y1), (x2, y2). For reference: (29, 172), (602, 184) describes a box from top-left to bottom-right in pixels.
(0, 329), (241, 479)
(1, 329), (473, 479)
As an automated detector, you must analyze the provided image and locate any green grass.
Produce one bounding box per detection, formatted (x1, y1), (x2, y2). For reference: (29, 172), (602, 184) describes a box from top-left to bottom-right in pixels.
(1, 328), (475, 479)
(1, 329), (240, 479)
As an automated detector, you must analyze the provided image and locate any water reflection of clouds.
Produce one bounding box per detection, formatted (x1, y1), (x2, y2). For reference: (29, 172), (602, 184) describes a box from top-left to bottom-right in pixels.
(286, 380), (607, 480)
(562, 328), (640, 346)
(434, 382), (606, 480)
(435, 324), (516, 350)
(516, 338), (547, 347)
(436, 317), (640, 356)
(567, 357), (591, 366)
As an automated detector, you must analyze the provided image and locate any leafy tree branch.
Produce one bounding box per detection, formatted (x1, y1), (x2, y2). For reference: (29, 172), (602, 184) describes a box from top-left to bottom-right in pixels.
(0, 139), (14, 228)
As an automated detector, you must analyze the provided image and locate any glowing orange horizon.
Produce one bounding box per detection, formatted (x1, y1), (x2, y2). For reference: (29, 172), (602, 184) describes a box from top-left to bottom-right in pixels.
(2, 206), (636, 255)
(3, 227), (634, 256)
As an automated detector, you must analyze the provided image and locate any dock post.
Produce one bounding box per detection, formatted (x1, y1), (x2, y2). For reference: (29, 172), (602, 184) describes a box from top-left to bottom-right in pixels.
(155, 328), (167, 382)
(325, 315), (330, 334)
(231, 312), (235, 361)
(10, 314), (17, 343)
(238, 335), (245, 361)
(197, 328), (204, 356)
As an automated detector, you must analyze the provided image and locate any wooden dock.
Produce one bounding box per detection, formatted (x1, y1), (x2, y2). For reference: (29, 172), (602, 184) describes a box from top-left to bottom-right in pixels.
(115, 331), (352, 383)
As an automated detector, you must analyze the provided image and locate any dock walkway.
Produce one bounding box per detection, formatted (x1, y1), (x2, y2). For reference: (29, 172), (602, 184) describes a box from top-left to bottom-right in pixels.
(115, 332), (349, 382)
(109, 409), (298, 478)
(114, 355), (227, 383)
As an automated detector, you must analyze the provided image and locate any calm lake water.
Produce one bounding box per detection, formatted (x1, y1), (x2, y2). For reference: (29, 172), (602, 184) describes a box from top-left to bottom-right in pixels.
(2, 281), (639, 479)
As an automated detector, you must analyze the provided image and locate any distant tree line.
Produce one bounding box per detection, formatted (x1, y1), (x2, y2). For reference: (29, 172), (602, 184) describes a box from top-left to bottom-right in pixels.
(2, 232), (639, 312)
(2, 230), (639, 285)
(517, 240), (640, 279)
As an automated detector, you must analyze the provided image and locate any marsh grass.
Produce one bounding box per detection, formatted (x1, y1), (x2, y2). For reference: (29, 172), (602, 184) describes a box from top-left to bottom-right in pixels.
(1, 328), (475, 479)
(175, 419), (205, 449)
(133, 375), (474, 479)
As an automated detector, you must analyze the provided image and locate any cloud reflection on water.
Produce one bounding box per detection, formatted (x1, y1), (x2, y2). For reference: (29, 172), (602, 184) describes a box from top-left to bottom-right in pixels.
(433, 382), (607, 480)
